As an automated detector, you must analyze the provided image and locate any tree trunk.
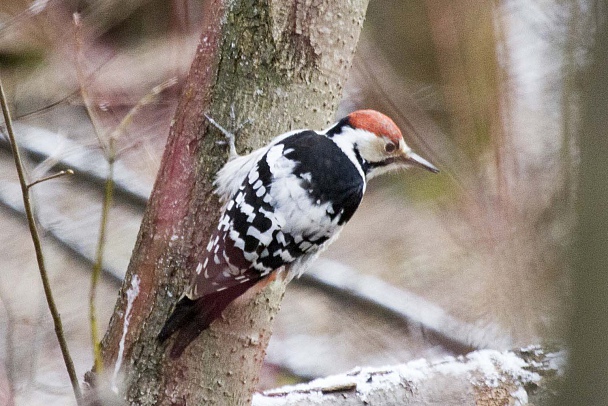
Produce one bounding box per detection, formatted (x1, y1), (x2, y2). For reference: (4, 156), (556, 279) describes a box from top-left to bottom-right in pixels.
(91, 0), (369, 404)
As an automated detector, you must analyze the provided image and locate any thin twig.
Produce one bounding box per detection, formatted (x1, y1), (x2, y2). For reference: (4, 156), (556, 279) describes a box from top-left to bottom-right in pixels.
(0, 76), (83, 405)
(74, 12), (115, 374)
(108, 78), (178, 143)
(90, 163), (112, 375)
(27, 169), (74, 189)
(73, 13), (109, 158)
(74, 14), (110, 374)
(90, 163), (113, 374)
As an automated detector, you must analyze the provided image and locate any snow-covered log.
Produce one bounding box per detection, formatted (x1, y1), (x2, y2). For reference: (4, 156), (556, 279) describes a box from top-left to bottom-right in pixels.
(253, 346), (564, 406)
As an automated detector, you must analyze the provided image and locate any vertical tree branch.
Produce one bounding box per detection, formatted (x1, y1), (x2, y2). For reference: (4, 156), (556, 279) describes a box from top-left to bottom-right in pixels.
(558, 1), (608, 404)
(95, 0), (370, 404)
(90, 160), (115, 374)
(73, 13), (114, 374)
(0, 77), (83, 405)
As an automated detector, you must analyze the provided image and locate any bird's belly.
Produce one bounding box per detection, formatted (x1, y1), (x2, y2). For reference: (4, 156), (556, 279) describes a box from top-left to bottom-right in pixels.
(269, 175), (342, 244)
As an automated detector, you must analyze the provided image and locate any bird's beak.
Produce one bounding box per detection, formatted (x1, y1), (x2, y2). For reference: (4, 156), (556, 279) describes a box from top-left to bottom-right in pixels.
(401, 150), (439, 173)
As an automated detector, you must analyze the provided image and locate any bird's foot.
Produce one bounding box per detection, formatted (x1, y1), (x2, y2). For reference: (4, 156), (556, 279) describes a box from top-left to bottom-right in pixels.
(205, 105), (252, 161)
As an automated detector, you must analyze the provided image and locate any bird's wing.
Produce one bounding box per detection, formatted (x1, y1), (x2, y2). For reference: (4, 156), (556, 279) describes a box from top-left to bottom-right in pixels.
(189, 133), (364, 299)
(159, 131), (365, 356)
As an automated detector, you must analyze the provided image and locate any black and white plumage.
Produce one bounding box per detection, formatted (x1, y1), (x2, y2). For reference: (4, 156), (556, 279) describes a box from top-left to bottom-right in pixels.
(158, 110), (439, 358)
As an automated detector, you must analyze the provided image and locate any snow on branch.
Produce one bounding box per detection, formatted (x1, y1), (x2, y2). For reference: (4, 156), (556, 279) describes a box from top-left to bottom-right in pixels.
(253, 346), (564, 406)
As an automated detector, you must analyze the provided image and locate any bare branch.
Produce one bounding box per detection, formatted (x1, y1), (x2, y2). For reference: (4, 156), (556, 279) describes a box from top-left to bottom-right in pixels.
(26, 169), (74, 189)
(0, 76), (83, 405)
(254, 346), (564, 406)
(73, 12), (110, 160)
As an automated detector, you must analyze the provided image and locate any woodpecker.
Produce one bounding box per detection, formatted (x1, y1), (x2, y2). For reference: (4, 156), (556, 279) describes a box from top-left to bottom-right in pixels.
(158, 109), (438, 358)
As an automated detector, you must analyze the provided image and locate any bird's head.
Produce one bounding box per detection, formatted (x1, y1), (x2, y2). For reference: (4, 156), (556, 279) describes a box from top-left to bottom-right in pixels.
(329, 109), (439, 179)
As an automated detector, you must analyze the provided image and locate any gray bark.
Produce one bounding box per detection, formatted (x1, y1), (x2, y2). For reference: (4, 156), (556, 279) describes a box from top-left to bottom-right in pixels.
(92, 0), (370, 405)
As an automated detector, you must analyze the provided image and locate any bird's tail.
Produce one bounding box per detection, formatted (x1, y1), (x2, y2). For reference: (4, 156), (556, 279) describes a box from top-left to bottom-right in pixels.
(157, 296), (197, 344)
(157, 280), (259, 358)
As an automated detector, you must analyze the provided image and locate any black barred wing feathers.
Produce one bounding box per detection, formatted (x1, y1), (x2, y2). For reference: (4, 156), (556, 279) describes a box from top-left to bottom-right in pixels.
(159, 131), (365, 357)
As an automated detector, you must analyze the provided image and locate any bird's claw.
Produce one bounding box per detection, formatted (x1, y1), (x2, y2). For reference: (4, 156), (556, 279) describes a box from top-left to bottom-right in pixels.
(204, 110), (252, 160)
(203, 113), (239, 159)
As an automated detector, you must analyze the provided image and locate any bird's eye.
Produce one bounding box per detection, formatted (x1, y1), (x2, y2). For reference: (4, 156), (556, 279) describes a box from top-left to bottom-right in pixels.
(384, 143), (397, 153)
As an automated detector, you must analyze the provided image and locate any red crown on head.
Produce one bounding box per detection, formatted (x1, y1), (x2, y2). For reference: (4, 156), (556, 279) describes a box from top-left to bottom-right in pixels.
(347, 110), (403, 145)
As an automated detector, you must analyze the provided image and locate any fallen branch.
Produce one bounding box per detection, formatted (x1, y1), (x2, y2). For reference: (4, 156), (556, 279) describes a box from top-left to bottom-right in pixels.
(254, 346), (564, 406)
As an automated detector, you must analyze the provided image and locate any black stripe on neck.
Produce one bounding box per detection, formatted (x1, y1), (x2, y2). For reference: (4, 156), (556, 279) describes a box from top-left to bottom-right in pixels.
(325, 117), (351, 138)
(352, 145), (370, 175)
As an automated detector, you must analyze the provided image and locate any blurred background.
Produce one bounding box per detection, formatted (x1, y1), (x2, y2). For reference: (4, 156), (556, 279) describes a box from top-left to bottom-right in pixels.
(0, 0), (587, 404)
